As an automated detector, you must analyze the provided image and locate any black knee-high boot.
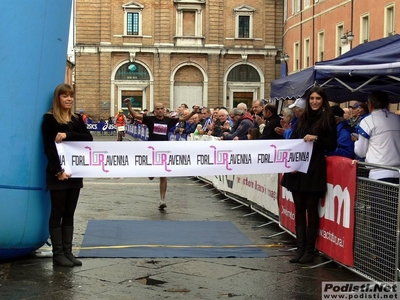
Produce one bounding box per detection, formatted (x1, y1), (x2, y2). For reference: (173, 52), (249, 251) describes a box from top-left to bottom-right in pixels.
(299, 228), (319, 263)
(289, 227), (306, 263)
(50, 228), (74, 267)
(62, 226), (82, 266)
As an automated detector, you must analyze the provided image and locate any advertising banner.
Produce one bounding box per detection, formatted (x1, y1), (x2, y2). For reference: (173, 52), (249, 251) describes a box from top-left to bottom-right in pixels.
(317, 157), (356, 266)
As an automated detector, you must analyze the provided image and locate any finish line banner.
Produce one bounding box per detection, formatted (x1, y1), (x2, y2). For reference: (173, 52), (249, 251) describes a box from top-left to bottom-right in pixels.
(56, 140), (313, 178)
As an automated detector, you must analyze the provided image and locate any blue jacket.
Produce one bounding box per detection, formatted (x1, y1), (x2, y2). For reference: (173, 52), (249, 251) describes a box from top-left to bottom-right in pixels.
(325, 121), (355, 159)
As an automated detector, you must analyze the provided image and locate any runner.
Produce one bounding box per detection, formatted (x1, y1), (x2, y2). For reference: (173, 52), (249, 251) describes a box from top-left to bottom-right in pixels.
(115, 109), (127, 141)
(124, 98), (200, 209)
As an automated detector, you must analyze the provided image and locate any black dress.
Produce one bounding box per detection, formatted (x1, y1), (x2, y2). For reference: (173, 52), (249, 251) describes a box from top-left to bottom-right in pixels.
(41, 113), (93, 190)
(281, 110), (337, 194)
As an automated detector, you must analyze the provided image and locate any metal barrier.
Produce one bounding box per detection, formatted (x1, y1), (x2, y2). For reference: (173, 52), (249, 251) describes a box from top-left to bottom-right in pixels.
(351, 162), (400, 282)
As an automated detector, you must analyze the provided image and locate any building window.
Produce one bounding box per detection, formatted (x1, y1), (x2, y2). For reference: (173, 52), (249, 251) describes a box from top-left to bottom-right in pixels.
(234, 4), (255, 39)
(318, 31), (325, 62)
(227, 65), (260, 82)
(336, 24), (344, 56)
(304, 38), (310, 67)
(115, 63), (150, 81)
(361, 14), (369, 43)
(127, 13), (139, 35)
(292, 0), (301, 14)
(284, 0), (288, 22)
(174, 0), (205, 46)
(294, 42), (300, 71)
(238, 16), (250, 38)
(122, 1), (144, 36)
(304, 0), (310, 8)
(385, 5), (395, 37)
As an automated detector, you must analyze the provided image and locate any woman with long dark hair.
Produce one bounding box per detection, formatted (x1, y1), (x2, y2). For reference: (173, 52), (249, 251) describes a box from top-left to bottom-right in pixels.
(42, 83), (93, 267)
(281, 86), (337, 263)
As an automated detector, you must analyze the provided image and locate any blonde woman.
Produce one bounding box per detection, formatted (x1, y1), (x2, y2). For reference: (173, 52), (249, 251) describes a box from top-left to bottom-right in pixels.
(41, 83), (93, 267)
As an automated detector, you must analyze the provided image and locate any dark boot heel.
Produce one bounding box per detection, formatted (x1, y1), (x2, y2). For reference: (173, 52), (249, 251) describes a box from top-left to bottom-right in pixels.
(299, 228), (319, 264)
(289, 226), (306, 263)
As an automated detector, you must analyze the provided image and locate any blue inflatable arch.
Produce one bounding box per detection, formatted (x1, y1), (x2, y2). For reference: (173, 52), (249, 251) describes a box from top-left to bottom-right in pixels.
(0, 0), (72, 260)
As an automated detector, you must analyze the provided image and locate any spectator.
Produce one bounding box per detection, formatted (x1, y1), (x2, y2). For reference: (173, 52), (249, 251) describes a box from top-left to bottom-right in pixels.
(223, 108), (253, 140)
(258, 104), (283, 140)
(275, 107), (294, 137)
(354, 91), (400, 268)
(343, 107), (352, 121)
(247, 127), (260, 140)
(325, 106), (354, 159)
(349, 102), (369, 131)
(237, 102), (248, 112)
(354, 91), (400, 182)
(207, 107), (220, 135)
(200, 107), (212, 134)
(174, 108), (191, 134)
(251, 99), (265, 130)
(278, 97), (306, 139)
(180, 113), (200, 135)
(281, 86), (337, 264)
(353, 102), (369, 133)
(211, 108), (230, 137)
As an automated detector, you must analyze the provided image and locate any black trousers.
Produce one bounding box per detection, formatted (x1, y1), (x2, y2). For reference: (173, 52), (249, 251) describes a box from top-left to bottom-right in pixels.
(292, 192), (321, 229)
(49, 189), (80, 229)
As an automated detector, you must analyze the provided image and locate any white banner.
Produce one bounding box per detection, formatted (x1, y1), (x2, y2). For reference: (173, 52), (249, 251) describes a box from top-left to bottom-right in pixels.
(56, 140), (313, 178)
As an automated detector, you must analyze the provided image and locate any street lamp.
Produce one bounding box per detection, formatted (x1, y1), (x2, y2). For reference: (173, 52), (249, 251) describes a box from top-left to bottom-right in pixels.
(341, 30), (354, 44)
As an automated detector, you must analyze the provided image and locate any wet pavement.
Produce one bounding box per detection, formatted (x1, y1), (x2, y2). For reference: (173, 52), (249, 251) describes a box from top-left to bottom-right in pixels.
(0, 134), (366, 300)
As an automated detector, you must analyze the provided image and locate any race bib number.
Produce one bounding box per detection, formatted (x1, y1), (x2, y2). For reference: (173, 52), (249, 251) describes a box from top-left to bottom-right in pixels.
(153, 123), (168, 135)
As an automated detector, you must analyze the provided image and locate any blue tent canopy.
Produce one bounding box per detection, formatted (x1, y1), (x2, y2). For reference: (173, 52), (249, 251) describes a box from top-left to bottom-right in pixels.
(271, 34), (400, 103)
(270, 68), (314, 100)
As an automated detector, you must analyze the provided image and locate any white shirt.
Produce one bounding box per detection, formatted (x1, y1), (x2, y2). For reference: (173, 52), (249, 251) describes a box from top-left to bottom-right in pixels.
(354, 109), (400, 179)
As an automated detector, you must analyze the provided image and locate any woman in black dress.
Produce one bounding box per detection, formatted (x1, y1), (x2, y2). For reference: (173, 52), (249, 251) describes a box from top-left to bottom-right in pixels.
(281, 86), (337, 263)
(42, 83), (93, 267)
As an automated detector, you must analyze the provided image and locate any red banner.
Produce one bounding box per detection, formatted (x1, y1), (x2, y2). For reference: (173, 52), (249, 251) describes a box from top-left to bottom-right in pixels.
(278, 156), (356, 266)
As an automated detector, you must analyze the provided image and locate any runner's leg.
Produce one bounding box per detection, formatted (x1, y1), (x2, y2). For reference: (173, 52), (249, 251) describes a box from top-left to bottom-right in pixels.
(158, 177), (167, 209)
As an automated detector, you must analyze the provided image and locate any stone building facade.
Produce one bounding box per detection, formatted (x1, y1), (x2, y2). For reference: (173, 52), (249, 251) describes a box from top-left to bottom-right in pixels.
(73, 0), (284, 119)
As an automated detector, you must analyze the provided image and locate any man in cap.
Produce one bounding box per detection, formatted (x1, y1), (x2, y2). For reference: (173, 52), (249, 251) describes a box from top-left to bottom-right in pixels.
(349, 102), (369, 130)
(325, 106), (354, 159)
